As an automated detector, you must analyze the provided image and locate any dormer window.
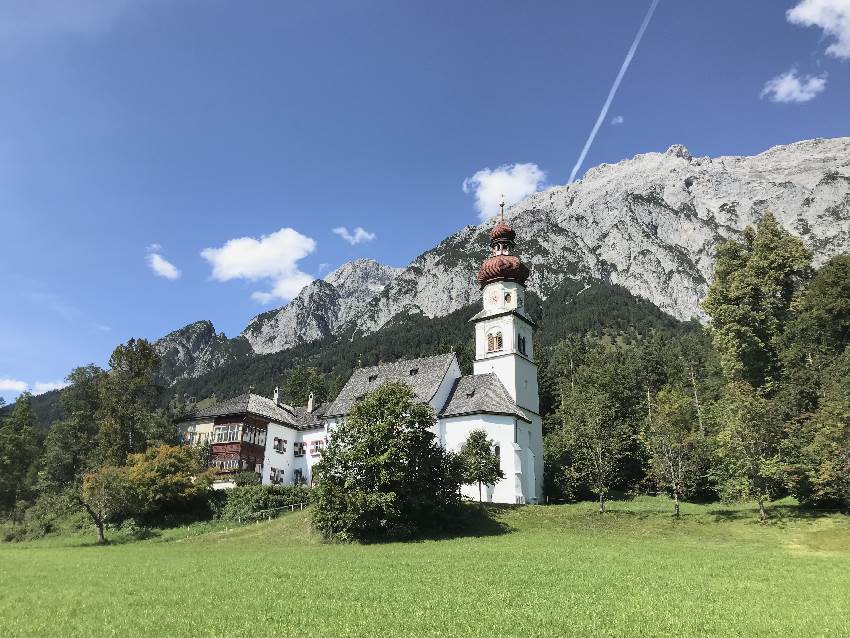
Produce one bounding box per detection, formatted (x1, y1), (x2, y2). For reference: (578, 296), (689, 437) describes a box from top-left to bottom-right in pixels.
(409, 368), (419, 376)
(368, 374), (378, 382)
(487, 331), (503, 353)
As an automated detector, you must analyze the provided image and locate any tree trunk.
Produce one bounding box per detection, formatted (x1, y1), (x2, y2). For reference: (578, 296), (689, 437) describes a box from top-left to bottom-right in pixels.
(599, 493), (605, 514)
(80, 500), (106, 544)
(757, 497), (767, 521)
(690, 369), (704, 436)
(478, 481), (482, 504)
(673, 490), (680, 517)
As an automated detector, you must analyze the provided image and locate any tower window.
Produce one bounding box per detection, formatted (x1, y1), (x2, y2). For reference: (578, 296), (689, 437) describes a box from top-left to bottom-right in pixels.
(487, 331), (503, 353)
(518, 335), (527, 355)
(504, 293), (512, 304)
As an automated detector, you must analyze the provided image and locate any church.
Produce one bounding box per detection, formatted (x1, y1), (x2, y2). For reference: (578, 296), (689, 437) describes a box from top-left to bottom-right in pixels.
(183, 204), (544, 504)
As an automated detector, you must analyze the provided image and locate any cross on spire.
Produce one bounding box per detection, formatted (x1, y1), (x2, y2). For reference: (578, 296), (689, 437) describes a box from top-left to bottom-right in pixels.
(499, 194), (505, 222)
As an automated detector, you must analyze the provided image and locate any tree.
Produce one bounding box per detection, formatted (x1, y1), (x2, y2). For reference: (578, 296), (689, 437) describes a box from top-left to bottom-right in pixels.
(702, 213), (812, 389)
(123, 444), (213, 521)
(710, 382), (783, 520)
(0, 393), (40, 515)
(458, 429), (504, 503)
(559, 386), (631, 513)
(312, 381), (461, 542)
(280, 366), (330, 406)
(80, 465), (133, 544)
(785, 349), (850, 508)
(644, 387), (704, 516)
(96, 339), (173, 465)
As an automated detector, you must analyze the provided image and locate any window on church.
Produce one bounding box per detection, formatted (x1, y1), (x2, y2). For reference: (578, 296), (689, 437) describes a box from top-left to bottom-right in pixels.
(409, 368), (419, 376)
(518, 335), (527, 355)
(494, 445), (500, 458)
(368, 374), (378, 382)
(487, 332), (503, 352)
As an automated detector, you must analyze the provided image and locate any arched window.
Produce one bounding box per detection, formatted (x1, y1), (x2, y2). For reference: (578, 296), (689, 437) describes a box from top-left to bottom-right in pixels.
(518, 334), (527, 355)
(487, 331), (503, 353)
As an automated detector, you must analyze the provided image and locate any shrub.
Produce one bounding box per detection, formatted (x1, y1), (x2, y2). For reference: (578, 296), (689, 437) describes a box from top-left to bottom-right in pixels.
(312, 382), (461, 542)
(220, 484), (310, 522)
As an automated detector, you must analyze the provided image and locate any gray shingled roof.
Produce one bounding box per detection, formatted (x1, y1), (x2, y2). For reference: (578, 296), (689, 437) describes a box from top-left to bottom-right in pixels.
(325, 353), (456, 418)
(193, 393), (328, 430)
(439, 373), (530, 422)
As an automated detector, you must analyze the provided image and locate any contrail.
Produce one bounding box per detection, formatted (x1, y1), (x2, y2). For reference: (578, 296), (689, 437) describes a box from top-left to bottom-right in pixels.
(568, 0), (661, 183)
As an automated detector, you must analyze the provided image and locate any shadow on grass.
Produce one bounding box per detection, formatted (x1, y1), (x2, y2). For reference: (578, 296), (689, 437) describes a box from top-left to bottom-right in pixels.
(707, 503), (839, 527)
(71, 527), (162, 548)
(376, 503), (515, 545)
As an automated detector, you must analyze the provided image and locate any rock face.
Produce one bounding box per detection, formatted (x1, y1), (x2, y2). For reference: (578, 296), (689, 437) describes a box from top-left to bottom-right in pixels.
(154, 137), (850, 382)
(354, 137), (850, 329)
(153, 320), (250, 384)
(240, 259), (402, 355)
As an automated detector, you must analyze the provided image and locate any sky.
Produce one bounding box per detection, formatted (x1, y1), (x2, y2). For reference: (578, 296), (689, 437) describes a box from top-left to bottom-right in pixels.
(1, 0), (849, 402)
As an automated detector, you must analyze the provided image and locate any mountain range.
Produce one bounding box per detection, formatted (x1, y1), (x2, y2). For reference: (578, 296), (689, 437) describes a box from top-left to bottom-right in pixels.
(153, 137), (850, 386)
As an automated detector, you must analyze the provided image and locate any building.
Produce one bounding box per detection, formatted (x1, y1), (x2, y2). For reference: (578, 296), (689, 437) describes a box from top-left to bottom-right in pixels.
(182, 202), (544, 502)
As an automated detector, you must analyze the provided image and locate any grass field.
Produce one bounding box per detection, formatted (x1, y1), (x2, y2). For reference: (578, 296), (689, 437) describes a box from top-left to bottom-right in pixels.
(2, 497), (849, 637)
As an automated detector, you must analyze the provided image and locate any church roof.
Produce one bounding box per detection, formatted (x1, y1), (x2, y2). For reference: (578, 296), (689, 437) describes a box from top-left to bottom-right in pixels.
(192, 393), (328, 430)
(325, 352), (457, 418)
(439, 373), (530, 423)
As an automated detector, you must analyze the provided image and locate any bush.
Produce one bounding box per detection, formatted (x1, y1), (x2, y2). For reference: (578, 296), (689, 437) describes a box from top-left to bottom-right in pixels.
(220, 484), (311, 522)
(312, 382), (461, 542)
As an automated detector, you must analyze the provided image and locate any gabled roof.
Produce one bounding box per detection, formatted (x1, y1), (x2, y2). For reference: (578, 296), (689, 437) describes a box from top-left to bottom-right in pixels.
(192, 393), (328, 430)
(325, 352), (457, 418)
(439, 373), (530, 423)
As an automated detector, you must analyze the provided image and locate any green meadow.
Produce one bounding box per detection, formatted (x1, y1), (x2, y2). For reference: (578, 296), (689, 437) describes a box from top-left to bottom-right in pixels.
(2, 497), (849, 638)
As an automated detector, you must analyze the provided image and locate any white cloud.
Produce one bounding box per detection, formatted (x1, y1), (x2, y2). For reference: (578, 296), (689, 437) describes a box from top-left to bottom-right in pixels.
(0, 378), (28, 393)
(760, 68), (827, 102)
(33, 380), (68, 395)
(610, 115), (624, 125)
(318, 263), (331, 275)
(332, 226), (376, 245)
(462, 163), (546, 222)
(93, 323), (111, 332)
(201, 227), (316, 303)
(147, 252), (181, 280)
(788, 0), (850, 60)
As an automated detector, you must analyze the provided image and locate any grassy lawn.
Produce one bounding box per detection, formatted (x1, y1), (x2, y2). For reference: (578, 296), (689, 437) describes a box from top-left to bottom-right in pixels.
(1, 497), (849, 637)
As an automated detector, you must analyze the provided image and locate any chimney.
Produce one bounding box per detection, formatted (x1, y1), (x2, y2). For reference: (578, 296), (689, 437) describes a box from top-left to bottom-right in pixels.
(307, 392), (314, 413)
(273, 386), (280, 405)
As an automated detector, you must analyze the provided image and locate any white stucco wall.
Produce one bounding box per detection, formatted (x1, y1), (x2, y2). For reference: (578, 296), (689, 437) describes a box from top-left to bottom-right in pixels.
(440, 413), (529, 504)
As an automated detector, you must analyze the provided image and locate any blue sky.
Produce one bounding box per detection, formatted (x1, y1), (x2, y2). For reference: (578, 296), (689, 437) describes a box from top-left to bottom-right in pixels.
(1, 0), (848, 402)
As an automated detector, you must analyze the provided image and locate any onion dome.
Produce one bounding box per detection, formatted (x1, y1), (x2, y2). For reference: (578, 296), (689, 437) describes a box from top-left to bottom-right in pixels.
(490, 219), (516, 243)
(477, 194), (530, 287)
(477, 254), (530, 287)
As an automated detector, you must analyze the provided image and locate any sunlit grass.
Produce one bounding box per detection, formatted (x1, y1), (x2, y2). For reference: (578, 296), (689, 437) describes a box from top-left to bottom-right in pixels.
(2, 497), (849, 637)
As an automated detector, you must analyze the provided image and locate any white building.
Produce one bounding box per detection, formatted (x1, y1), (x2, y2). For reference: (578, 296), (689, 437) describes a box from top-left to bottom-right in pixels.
(183, 207), (544, 503)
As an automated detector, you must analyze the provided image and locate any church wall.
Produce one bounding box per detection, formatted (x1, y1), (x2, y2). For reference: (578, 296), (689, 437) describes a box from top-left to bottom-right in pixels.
(439, 413), (521, 504)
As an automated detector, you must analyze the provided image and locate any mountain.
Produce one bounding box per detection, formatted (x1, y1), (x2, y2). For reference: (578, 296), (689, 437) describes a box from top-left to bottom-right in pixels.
(240, 259), (401, 355)
(153, 137), (850, 385)
(153, 320), (251, 384)
(356, 138), (850, 330)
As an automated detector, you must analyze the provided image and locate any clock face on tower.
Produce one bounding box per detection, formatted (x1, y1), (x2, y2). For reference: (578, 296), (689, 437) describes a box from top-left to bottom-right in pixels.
(486, 289), (500, 307)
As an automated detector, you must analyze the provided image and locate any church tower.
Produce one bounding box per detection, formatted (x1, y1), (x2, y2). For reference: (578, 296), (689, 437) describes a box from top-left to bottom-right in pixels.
(472, 198), (539, 415)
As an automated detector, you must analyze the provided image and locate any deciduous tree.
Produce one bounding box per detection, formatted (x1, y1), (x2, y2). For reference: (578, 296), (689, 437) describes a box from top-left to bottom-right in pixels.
(458, 429), (504, 503)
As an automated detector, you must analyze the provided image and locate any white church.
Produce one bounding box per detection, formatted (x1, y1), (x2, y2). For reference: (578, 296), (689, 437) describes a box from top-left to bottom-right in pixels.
(183, 206), (544, 504)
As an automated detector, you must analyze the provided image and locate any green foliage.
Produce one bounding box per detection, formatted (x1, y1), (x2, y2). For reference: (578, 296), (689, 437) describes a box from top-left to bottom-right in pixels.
(709, 383), (784, 519)
(123, 444), (213, 521)
(643, 386), (706, 515)
(457, 429), (504, 502)
(702, 213), (813, 389)
(556, 385), (632, 512)
(312, 381), (461, 541)
(219, 484), (311, 521)
(784, 349), (850, 508)
(280, 366), (331, 405)
(0, 393), (40, 516)
(81, 464), (134, 543)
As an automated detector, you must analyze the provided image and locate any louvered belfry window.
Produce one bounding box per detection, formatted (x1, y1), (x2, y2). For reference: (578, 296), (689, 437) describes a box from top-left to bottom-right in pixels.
(487, 331), (503, 353)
